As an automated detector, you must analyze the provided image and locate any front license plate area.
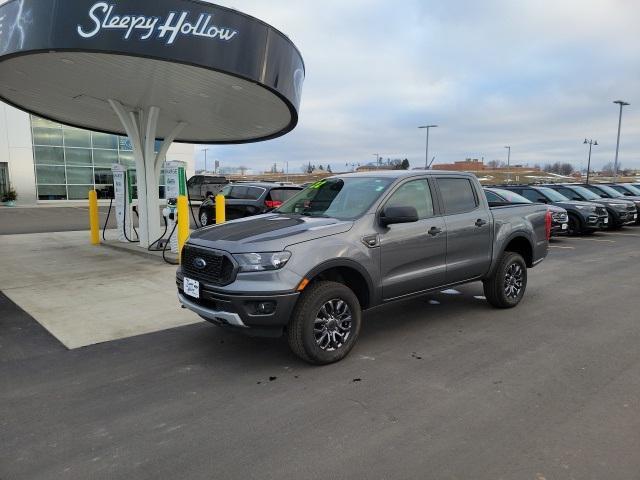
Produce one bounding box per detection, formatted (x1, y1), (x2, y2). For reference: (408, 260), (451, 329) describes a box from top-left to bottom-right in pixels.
(184, 277), (200, 299)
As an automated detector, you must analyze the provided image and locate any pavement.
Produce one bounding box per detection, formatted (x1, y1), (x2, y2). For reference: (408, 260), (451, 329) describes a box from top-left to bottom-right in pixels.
(2, 230), (640, 479)
(0, 230), (200, 349)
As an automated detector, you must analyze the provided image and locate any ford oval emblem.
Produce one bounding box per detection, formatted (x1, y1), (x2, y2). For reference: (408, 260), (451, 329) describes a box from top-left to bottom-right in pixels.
(193, 257), (207, 270)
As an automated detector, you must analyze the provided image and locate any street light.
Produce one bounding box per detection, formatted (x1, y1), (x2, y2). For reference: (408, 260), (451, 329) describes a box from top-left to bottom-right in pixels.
(202, 147), (214, 173)
(504, 146), (511, 183)
(583, 138), (598, 184)
(613, 100), (629, 181)
(419, 125), (438, 170)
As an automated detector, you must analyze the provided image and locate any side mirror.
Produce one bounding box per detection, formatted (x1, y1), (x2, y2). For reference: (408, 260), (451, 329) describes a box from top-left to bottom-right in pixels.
(624, 192), (633, 196)
(380, 206), (419, 226)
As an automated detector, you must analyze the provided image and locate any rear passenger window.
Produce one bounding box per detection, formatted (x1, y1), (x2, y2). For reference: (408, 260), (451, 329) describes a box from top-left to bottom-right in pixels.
(484, 191), (503, 203)
(266, 188), (300, 208)
(437, 178), (478, 214)
(521, 189), (546, 203)
(385, 179), (434, 219)
(556, 187), (580, 201)
(245, 187), (264, 200)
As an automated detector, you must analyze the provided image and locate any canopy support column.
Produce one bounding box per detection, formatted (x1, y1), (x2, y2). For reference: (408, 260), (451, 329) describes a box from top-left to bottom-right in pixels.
(109, 99), (187, 248)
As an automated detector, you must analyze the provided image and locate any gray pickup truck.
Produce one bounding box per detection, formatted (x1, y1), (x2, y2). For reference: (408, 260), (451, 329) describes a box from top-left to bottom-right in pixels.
(177, 171), (550, 364)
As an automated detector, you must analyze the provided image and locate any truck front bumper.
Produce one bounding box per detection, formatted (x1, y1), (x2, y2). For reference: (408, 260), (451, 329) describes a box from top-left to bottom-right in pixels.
(177, 276), (299, 337)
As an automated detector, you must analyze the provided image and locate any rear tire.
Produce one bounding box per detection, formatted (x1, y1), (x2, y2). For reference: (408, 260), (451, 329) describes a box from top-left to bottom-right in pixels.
(483, 252), (528, 309)
(287, 281), (361, 365)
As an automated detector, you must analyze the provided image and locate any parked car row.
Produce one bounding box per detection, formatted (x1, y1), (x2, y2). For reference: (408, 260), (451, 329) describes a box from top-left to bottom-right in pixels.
(484, 183), (640, 236)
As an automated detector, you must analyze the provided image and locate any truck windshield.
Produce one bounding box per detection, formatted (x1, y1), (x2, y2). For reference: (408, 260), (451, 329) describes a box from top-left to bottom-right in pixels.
(537, 187), (569, 202)
(276, 177), (393, 219)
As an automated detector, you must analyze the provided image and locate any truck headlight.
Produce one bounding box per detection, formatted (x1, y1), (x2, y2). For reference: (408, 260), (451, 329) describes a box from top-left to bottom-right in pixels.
(233, 252), (292, 272)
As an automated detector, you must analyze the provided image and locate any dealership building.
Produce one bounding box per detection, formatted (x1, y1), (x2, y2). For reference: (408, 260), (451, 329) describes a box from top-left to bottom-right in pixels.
(0, 102), (195, 205)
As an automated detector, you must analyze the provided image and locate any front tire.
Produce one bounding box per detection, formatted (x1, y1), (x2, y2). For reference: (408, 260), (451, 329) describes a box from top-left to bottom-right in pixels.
(483, 252), (528, 309)
(567, 214), (582, 236)
(287, 281), (362, 365)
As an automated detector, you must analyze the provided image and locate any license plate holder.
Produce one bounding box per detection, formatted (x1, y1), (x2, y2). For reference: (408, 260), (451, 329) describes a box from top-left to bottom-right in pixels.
(184, 277), (200, 299)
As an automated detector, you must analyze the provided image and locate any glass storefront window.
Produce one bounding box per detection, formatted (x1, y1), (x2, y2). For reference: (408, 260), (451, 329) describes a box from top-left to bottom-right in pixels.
(37, 185), (67, 201)
(67, 185), (93, 200)
(32, 117), (60, 129)
(118, 151), (135, 168)
(93, 149), (119, 167)
(63, 128), (92, 148)
(31, 115), (178, 201)
(94, 168), (113, 185)
(65, 148), (92, 166)
(66, 167), (93, 185)
(33, 127), (63, 146)
(119, 136), (133, 151)
(34, 146), (64, 165)
(93, 132), (119, 150)
(36, 165), (66, 184)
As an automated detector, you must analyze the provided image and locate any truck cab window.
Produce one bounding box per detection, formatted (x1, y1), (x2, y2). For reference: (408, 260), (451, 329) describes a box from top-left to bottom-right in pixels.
(437, 178), (478, 214)
(385, 179), (434, 219)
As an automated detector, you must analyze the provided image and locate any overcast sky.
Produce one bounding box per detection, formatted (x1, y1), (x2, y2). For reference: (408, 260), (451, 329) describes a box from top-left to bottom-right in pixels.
(196, 0), (640, 173)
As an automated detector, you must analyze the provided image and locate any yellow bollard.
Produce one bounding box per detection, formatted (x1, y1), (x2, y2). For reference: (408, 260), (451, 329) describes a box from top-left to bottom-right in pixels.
(215, 194), (226, 224)
(177, 195), (190, 264)
(89, 190), (100, 245)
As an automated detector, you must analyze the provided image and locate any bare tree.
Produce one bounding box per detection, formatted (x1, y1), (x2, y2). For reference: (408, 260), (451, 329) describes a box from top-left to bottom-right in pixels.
(238, 166), (249, 176)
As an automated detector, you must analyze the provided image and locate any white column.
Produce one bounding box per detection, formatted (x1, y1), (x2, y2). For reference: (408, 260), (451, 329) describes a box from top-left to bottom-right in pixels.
(109, 100), (187, 248)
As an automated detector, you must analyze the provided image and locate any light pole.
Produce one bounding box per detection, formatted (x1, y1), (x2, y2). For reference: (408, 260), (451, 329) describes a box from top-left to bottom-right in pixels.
(504, 146), (511, 183)
(372, 153), (380, 167)
(613, 100), (630, 181)
(419, 125), (438, 170)
(202, 147), (213, 173)
(584, 139), (598, 184)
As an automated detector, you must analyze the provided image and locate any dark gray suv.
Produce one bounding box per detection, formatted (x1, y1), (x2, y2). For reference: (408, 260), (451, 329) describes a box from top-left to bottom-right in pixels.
(498, 185), (608, 235)
(543, 184), (636, 229)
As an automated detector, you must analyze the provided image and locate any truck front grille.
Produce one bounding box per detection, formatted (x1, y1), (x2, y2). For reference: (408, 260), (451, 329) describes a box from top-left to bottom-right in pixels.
(552, 212), (568, 223)
(181, 245), (236, 286)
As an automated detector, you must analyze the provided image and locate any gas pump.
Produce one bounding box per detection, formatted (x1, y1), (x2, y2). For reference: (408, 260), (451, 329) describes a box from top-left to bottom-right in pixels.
(163, 161), (188, 255)
(111, 164), (135, 243)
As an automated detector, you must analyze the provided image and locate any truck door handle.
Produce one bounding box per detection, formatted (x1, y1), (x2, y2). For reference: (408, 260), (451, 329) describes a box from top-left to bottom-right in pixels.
(428, 226), (442, 236)
(475, 219), (488, 227)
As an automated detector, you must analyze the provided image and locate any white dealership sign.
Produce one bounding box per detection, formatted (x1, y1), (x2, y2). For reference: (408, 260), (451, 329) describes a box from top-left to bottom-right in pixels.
(77, 2), (239, 45)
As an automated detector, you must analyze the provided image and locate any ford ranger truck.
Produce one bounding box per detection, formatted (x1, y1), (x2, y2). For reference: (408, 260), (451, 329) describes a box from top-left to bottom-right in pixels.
(177, 171), (550, 365)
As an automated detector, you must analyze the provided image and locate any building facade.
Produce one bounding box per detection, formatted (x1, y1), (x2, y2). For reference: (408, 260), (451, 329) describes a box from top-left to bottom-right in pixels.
(0, 103), (195, 205)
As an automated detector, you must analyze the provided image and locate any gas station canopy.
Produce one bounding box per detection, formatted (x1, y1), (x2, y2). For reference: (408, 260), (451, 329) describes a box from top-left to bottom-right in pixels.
(0, 0), (305, 247)
(0, 0), (305, 143)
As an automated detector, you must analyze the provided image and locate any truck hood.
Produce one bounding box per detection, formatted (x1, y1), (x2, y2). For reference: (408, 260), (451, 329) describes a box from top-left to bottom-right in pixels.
(187, 214), (353, 253)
